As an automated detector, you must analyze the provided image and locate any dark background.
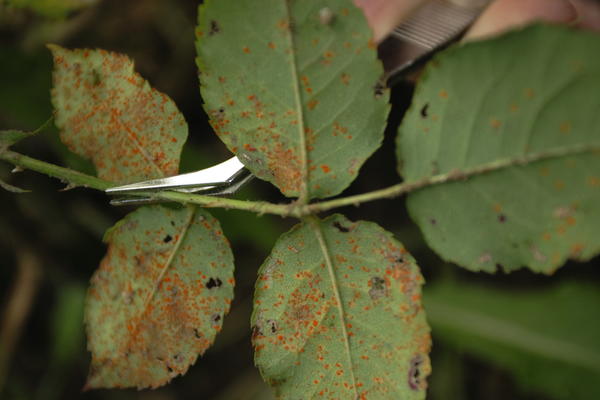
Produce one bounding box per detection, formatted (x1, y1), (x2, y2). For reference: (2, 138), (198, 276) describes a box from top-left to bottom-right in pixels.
(1, 1), (598, 399)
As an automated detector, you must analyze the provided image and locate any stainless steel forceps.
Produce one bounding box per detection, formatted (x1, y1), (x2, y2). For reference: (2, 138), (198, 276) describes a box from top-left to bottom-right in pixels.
(106, 0), (491, 204)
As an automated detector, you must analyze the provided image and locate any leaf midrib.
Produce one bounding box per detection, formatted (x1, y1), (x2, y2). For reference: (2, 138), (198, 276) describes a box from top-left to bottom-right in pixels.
(282, 1), (309, 202)
(134, 206), (197, 328)
(308, 217), (359, 398)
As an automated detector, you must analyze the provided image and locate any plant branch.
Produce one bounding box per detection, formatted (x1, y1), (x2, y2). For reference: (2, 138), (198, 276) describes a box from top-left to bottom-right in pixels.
(0, 149), (301, 217)
(2, 143), (599, 218)
(304, 143), (600, 214)
(1, 150), (111, 191)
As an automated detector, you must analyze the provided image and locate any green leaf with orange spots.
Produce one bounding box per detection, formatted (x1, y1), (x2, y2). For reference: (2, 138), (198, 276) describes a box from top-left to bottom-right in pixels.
(196, 0), (389, 200)
(397, 24), (600, 273)
(252, 214), (430, 399)
(85, 205), (234, 389)
(49, 45), (187, 184)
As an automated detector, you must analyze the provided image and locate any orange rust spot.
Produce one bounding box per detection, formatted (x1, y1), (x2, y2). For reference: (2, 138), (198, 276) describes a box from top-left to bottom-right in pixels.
(438, 89), (448, 99)
(542, 232), (552, 241)
(560, 121), (572, 134)
(524, 88), (535, 98)
(509, 103), (519, 112)
(554, 180), (565, 190)
(277, 19), (290, 30)
(570, 243), (585, 256)
(243, 46), (251, 54)
(490, 118), (502, 129)
(244, 144), (257, 152)
(268, 41), (276, 49)
(341, 73), (350, 85)
(311, 38), (320, 46)
(227, 100), (235, 106)
(341, 8), (349, 16)
(218, 76), (226, 83)
(320, 165), (330, 173)
(565, 216), (576, 226)
(492, 203), (502, 213)
(587, 176), (600, 187)
(307, 99), (319, 110)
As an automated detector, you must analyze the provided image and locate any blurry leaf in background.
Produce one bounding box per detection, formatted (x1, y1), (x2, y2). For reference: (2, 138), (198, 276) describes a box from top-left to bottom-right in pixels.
(51, 282), (86, 366)
(197, 0), (389, 200)
(424, 278), (600, 400)
(253, 214), (430, 399)
(0, 46), (53, 130)
(85, 205), (235, 389)
(32, 283), (86, 400)
(0, 129), (33, 151)
(398, 24), (600, 274)
(49, 45), (188, 184)
(0, 117), (53, 151)
(6, 0), (97, 18)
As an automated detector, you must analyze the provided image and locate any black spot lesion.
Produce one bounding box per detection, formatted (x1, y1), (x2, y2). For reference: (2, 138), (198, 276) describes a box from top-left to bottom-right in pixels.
(209, 20), (220, 35)
(498, 214), (507, 223)
(369, 276), (387, 300)
(251, 325), (263, 340)
(420, 103), (429, 118)
(211, 314), (222, 322)
(373, 80), (386, 99)
(91, 69), (102, 86)
(206, 277), (222, 289)
(408, 354), (425, 390)
(163, 234), (173, 243)
(267, 319), (278, 334)
(333, 221), (351, 233)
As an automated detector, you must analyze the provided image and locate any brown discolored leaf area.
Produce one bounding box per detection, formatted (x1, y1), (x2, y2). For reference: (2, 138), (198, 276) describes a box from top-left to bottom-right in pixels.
(252, 214), (430, 399)
(85, 205), (234, 389)
(48, 44), (187, 184)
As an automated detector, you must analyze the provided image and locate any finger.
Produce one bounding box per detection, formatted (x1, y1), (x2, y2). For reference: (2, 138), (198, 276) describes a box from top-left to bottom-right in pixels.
(354, 0), (425, 42)
(570, 0), (600, 32)
(464, 0), (578, 40)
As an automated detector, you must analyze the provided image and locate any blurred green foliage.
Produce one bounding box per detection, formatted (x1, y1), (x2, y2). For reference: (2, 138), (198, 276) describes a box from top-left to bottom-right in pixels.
(5, 0), (97, 19)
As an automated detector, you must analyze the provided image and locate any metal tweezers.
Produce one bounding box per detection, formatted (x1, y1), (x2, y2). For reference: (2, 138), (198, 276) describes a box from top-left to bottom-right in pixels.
(106, 0), (491, 205)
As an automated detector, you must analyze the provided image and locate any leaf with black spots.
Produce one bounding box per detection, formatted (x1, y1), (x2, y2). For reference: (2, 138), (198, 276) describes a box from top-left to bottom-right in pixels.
(253, 214), (430, 399)
(85, 205), (234, 389)
(397, 25), (600, 273)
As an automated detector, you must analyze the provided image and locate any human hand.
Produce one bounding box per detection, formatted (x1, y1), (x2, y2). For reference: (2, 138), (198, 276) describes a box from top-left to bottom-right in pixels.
(355, 0), (600, 43)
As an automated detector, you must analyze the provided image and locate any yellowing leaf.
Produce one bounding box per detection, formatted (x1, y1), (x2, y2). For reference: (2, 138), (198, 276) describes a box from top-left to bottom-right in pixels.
(252, 214), (430, 399)
(397, 25), (600, 273)
(85, 205), (234, 389)
(49, 45), (187, 184)
(197, 0), (389, 200)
